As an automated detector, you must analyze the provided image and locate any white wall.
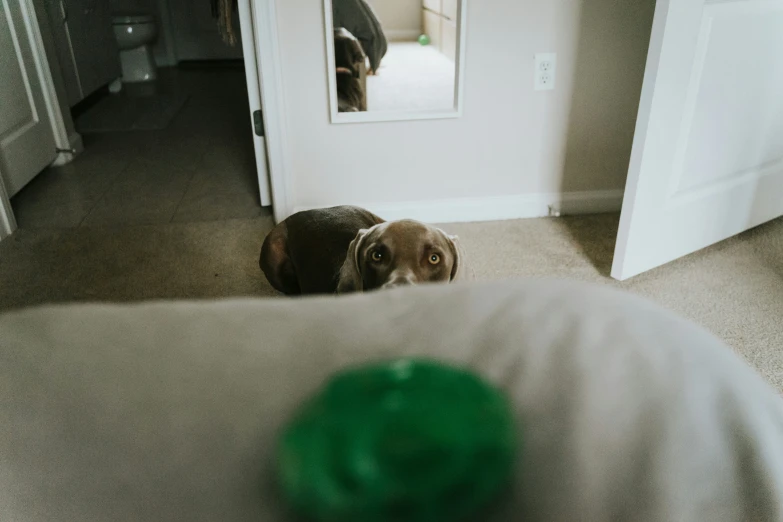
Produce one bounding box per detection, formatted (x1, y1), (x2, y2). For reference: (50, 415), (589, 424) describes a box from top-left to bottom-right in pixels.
(276, 0), (655, 221)
(368, 0), (421, 41)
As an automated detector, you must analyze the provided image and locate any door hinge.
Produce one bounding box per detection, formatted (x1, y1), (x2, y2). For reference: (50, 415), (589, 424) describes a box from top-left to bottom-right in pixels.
(253, 110), (265, 137)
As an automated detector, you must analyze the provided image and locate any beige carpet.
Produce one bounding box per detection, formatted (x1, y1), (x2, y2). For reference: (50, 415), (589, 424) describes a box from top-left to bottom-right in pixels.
(367, 42), (455, 112)
(1, 214), (782, 390)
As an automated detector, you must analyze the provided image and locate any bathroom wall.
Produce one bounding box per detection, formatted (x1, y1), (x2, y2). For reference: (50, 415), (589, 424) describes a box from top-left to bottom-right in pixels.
(367, 0), (422, 41)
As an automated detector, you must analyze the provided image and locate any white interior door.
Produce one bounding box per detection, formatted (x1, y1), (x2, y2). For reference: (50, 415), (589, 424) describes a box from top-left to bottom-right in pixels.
(238, 0), (271, 207)
(0, 0), (57, 196)
(612, 0), (783, 280)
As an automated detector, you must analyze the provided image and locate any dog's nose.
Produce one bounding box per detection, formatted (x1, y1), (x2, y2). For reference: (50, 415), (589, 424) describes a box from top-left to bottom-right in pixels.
(382, 277), (415, 290)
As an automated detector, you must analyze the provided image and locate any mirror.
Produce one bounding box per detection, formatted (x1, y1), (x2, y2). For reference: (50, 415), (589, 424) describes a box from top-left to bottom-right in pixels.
(324, 0), (466, 123)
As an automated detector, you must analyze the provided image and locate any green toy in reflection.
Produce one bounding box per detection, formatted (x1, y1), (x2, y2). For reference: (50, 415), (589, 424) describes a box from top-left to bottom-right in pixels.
(276, 358), (517, 522)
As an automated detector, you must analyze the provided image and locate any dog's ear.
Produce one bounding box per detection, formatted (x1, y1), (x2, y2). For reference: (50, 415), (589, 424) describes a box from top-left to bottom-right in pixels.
(440, 230), (473, 282)
(336, 228), (370, 294)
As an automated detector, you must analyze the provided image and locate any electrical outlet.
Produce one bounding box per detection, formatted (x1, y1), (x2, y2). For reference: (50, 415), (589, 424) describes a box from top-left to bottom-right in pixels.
(534, 53), (557, 91)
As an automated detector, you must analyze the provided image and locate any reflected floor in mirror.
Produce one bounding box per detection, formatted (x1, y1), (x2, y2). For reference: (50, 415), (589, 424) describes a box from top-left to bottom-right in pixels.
(367, 42), (455, 112)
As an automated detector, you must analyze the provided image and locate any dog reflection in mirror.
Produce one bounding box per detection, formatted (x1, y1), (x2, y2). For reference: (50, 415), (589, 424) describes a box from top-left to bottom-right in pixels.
(333, 28), (367, 112)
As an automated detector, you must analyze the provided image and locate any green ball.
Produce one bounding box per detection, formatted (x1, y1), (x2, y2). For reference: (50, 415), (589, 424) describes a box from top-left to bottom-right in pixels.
(276, 358), (517, 522)
(418, 34), (431, 46)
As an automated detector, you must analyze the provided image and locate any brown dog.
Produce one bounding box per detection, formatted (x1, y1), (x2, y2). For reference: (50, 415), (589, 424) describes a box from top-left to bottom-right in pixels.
(333, 28), (367, 112)
(259, 206), (469, 295)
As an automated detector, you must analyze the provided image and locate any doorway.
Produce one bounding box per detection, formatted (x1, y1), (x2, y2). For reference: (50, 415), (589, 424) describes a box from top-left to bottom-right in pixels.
(6, 0), (272, 230)
(11, 64), (268, 228)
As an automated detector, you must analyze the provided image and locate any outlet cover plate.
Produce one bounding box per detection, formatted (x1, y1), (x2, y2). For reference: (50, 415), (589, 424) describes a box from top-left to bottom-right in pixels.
(534, 53), (557, 91)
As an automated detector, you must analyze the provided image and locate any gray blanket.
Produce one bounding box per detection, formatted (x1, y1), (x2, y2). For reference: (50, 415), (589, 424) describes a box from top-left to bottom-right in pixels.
(332, 0), (387, 72)
(3, 280), (783, 520)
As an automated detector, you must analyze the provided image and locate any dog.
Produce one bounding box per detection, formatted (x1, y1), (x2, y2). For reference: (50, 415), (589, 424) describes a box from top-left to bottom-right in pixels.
(259, 206), (469, 295)
(333, 28), (366, 112)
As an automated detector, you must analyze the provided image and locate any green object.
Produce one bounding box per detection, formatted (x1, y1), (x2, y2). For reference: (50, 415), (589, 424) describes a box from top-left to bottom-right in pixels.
(276, 358), (517, 522)
(418, 34), (431, 46)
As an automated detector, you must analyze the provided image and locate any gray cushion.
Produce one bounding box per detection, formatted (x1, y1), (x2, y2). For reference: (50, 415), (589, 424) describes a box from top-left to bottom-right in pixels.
(2, 280), (783, 521)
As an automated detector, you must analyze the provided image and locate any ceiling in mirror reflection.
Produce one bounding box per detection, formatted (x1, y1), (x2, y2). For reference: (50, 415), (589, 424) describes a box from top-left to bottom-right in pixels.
(327, 0), (464, 121)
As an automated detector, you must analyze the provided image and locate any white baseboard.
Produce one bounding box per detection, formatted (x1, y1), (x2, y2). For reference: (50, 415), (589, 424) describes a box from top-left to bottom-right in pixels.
(294, 190), (624, 223)
(385, 29), (421, 42)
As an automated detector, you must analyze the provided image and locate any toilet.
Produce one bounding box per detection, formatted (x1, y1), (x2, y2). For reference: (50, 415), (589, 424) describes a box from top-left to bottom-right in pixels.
(112, 14), (158, 83)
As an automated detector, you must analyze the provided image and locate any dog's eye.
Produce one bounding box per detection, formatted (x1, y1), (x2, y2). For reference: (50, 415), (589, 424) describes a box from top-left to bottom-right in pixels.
(371, 251), (383, 262)
(429, 254), (441, 265)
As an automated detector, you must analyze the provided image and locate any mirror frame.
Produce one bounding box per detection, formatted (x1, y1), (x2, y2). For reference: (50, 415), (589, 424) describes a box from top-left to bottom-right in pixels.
(323, 0), (468, 124)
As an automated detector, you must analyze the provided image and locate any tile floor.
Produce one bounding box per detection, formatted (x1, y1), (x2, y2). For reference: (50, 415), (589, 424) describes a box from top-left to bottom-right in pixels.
(11, 66), (270, 229)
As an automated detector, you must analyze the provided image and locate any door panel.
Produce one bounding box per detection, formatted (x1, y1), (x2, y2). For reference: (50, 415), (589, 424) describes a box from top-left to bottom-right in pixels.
(0, 0), (57, 196)
(612, 0), (783, 280)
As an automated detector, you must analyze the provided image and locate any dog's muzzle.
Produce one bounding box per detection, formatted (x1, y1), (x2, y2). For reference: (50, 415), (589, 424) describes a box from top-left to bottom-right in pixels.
(382, 275), (416, 290)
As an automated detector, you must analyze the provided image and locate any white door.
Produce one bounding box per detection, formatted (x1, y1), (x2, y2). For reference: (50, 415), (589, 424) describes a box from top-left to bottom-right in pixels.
(237, 0), (271, 206)
(0, 0), (57, 196)
(612, 0), (783, 280)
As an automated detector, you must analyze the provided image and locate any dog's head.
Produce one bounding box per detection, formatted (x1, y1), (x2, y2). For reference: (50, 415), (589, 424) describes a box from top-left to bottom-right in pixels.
(333, 28), (365, 112)
(336, 220), (469, 293)
(334, 28), (365, 78)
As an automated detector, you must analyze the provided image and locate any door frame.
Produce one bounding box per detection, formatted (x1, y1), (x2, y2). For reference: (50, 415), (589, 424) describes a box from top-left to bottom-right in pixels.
(0, 164), (17, 241)
(0, 0), (80, 239)
(238, 0), (272, 207)
(25, 0), (76, 165)
(1, 0), (293, 238)
(248, 0), (292, 223)
(611, 0), (671, 280)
